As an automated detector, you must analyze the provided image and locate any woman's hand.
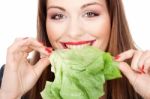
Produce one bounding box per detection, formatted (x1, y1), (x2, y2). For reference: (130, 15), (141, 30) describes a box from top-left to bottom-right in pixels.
(115, 49), (150, 99)
(0, 37), (52, 99)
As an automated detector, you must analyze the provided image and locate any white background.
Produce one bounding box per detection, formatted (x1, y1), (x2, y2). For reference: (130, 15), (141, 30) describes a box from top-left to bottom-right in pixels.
(0, 0), (150, 67)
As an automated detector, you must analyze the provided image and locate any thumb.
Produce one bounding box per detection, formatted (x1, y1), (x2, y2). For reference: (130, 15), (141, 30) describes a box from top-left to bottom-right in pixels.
(33, 57), (50, 77)
(119, 62), (138, 85)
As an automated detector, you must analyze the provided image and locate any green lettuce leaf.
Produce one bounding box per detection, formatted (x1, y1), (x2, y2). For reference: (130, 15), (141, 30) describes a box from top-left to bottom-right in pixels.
(41, 46), (122, 99)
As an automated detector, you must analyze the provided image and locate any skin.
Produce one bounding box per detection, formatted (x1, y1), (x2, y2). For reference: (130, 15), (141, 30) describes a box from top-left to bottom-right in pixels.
(0, 0), (150, 99)
(46, 0), (111, 50)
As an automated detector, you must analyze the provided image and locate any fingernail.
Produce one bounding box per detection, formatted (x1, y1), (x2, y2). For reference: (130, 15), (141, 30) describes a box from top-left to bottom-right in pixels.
(23, 37), (28, 40)
(45, 47), (52, 53)
(114, 55), (120, 60)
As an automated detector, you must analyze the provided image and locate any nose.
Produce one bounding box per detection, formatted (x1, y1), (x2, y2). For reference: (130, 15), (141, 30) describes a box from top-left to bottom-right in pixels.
(66, 17), (84, 38)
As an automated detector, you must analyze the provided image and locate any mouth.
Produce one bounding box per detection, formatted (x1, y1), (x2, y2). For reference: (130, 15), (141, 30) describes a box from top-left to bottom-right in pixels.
(60, 40), (96, 49)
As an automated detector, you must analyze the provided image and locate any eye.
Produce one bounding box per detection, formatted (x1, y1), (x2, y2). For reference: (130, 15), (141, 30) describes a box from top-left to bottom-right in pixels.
(83, 11), (99, 18)
(51, 13), (66, 20)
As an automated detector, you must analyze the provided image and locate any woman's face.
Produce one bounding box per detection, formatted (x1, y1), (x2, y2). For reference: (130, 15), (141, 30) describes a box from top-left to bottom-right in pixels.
(46, 0), (110, 51)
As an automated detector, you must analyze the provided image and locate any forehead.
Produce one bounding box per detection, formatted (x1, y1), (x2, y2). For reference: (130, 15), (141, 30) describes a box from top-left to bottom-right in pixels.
(47, 0), (106, 8)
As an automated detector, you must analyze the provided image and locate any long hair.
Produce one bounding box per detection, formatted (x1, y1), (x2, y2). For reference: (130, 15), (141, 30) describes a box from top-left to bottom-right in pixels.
(27, 0), (143, 99)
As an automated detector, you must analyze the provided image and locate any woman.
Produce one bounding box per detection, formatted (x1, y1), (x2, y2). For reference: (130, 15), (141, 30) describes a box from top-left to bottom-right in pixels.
(0, 0), (150, 99)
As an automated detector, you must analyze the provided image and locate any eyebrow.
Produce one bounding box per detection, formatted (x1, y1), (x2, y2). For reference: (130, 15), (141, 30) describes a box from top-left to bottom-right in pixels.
(81, 2), (103, 9)
(47, 6), (66, 11)
(47, 2), (103, 11)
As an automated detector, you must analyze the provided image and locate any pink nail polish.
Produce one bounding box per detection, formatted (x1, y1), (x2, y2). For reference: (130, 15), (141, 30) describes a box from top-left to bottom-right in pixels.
(115, 55), (120, 60)
(45, 47), (52, 53)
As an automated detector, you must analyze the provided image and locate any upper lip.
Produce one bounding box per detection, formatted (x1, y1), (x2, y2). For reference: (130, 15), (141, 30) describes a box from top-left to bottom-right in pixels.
(60, 40), (96, 48)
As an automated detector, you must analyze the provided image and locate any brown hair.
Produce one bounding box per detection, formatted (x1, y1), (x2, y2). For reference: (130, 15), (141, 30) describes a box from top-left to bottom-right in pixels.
(27, 0), (143, 99)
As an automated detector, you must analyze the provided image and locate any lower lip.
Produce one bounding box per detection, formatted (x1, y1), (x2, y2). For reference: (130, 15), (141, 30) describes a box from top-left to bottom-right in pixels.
(61, 40), (96, 48)
(63, 40), (95, 45)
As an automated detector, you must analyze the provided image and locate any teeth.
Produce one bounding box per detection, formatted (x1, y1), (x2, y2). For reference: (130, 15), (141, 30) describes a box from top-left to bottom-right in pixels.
(66, 43), (91, 49)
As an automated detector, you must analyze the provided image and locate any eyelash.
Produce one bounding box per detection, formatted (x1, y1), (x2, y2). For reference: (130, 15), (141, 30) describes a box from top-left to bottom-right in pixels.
(50, 11), (99, 21)
(51, 13), (66, 20)
(83, 11), (100, 18)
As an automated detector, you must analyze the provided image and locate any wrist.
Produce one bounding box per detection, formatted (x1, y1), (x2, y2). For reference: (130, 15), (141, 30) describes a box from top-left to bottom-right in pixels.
(0, 89), (21, 99)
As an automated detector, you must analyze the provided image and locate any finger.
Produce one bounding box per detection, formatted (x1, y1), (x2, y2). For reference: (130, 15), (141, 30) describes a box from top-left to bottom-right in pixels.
(24, 38), (53, 56)
(7, 37), (33, 55)
(7, 38), (28, 55)
(6, 39), (27, 66)
(6, 37), (51, 69)
(138, 50), (150, 72)
(11, 37), (30, 47)
(22, 38), (45, 53)
(14, 37), (25, 42)
(118, 62), (137, 85)
(143, 57), (150, 74)
(9, 37), (51, 55)
(130, 51), (143, 72)
(114, 49), (135, 61)
(33, 56), (51, 77)
(114, 49), (143, 72)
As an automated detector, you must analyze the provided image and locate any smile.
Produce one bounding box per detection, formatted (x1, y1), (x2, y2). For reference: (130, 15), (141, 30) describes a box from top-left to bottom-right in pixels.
(60, 40), (96, 49)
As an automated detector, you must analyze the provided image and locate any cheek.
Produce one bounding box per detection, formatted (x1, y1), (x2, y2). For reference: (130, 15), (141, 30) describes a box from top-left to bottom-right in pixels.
(46, 21), (66, 42)
(82, 16), (111, 50)
(83, 17), (111, 38)
(94, 21), (110, 39)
